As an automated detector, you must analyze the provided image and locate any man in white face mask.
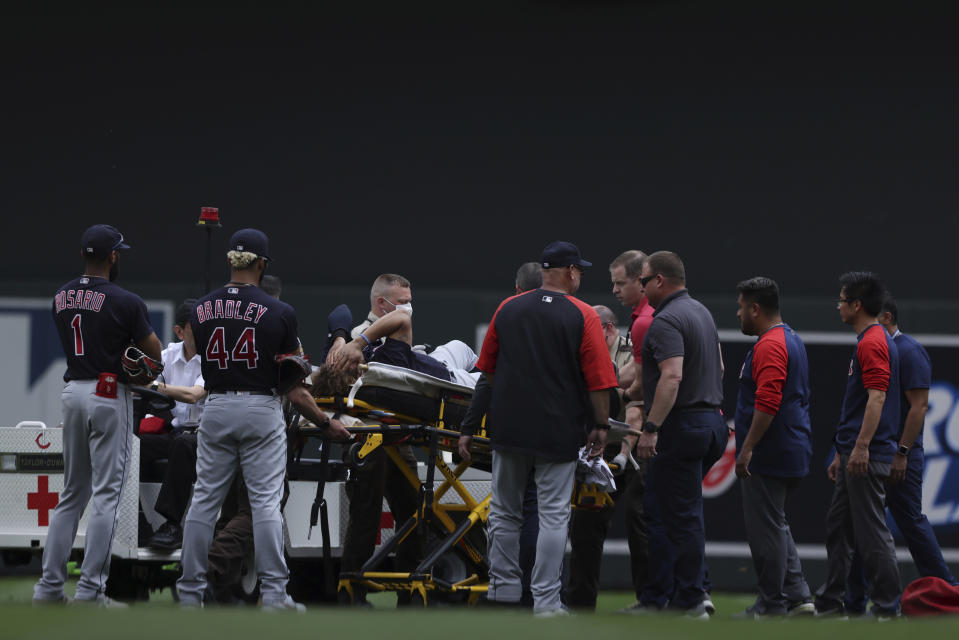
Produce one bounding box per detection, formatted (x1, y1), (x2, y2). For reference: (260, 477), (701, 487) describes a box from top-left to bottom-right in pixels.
(351, 274), (413, 342)
(343, 273), (478, 387)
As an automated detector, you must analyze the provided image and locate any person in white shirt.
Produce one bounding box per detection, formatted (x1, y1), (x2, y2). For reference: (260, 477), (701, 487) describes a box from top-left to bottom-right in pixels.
(140, 299), (207, 550)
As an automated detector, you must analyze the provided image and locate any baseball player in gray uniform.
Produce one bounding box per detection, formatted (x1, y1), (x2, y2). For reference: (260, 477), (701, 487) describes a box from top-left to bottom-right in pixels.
(176, 228), (349, 610)
(34, 224), (163, 606)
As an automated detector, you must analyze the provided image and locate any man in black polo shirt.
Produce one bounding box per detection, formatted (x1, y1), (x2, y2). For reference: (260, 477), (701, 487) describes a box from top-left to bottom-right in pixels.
(633, 251), (727, 619)
(476, 241), (617, 617)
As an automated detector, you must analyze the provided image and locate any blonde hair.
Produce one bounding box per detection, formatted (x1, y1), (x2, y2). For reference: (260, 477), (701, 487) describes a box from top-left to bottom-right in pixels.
(227, 250), (260, 270)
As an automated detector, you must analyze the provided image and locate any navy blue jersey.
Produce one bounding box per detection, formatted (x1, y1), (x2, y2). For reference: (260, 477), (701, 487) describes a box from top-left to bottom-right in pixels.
(734, 324), (812, 477)
(191, 284), (299, 392)
(477, 289), (617, 461)
(894, 332), (932, 448)
(52, 276), (154, 383)
(835, 323), (901, 463)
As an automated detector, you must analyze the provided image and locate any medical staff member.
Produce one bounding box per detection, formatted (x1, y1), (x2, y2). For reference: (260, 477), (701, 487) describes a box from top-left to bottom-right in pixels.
(733, 277), (814, 617)
(814, 272), (901, 618)
(844, 293), (957, 612)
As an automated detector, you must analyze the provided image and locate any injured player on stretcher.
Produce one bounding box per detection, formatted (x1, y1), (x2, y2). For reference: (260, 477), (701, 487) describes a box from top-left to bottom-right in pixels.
(323, 303), (481, 388)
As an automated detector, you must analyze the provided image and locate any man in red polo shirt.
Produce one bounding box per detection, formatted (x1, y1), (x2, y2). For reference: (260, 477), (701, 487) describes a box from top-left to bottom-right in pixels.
(611, 250), (652, 452)
(598, 249), (652, 612)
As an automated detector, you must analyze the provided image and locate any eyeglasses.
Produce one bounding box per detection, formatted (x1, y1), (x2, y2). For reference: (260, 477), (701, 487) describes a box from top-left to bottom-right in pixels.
(837, 297), (858, 306)
(570, 265), (584, 274)
(640, 274), (658, 287)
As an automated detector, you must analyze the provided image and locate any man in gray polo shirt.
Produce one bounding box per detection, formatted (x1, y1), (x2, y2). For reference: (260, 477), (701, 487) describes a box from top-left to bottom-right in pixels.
(633, 251), (727, 618)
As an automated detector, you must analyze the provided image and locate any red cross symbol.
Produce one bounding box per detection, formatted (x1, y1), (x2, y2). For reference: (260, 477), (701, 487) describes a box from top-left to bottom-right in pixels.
(27, 476), (59, 526)
(376, 512), (395, 544)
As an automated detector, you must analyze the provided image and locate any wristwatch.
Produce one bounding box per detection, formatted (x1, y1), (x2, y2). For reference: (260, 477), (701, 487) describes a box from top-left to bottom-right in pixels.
(150, 381), (160, 392)
(897, 444), (910, 457)
(642, 420), (660, 434)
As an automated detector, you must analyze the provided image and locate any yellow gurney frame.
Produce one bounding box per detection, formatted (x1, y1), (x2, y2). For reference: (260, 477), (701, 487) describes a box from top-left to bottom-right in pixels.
(304, 390), (493, 606)
(298, 386), (630, 606)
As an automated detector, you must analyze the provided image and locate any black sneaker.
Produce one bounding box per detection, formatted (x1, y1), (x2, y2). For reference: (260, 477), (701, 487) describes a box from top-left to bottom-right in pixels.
(147, 521), (183, 550)
(786, 599), (816, 616)
(814, 601), (848, 619)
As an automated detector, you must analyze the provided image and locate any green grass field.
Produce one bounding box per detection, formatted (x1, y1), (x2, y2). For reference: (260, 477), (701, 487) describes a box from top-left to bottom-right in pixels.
(3, 577), (959, 640)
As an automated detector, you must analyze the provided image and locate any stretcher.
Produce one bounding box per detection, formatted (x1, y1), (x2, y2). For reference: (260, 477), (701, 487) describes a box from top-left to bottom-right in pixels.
(297, 362), (635, 606)
(296, 363), (489, 605)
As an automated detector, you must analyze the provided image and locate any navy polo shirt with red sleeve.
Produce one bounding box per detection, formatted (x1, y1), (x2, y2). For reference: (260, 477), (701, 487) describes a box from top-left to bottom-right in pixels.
(477, 289), (617, 461)
(835, 323), (901, 463)
(734, 324), (812, 478)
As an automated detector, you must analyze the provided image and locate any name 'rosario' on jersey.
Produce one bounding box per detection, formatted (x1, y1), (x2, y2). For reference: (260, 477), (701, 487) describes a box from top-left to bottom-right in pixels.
(54, 288), (106, 313)
(194, 298), (270, 324)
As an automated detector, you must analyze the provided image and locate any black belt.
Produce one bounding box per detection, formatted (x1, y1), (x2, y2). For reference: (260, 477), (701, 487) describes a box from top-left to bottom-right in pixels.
(208, 389), (274, 396)
(678, 402), (720, 413)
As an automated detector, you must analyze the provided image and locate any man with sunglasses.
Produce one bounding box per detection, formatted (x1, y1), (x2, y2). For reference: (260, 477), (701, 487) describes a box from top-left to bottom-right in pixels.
(814, 272), (902, 619)
(632, 251), (727, 619)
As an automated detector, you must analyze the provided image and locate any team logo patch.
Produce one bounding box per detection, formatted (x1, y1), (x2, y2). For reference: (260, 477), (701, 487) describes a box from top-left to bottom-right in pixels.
(228, 287), (239, 294)
(35, 432), (50, 450)
(79, 277), (89, 285)
(542, 295), (553, 303)
(702, 423), (737, 498)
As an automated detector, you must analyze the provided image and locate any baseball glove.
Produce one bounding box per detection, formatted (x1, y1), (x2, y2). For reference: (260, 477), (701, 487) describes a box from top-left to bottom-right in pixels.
(122, 345), (164, 382)
(276, 352), (312, 395)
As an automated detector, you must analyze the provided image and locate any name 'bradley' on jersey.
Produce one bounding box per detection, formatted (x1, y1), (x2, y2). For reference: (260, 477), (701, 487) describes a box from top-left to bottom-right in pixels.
(194, 290), (270, 325)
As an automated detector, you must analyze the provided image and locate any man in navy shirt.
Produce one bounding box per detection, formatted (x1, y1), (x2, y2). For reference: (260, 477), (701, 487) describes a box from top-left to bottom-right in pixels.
(815, 272), (901, 618)
(35, 224), (163, 606)
(845, 293), (957, 612)
(733, 277), (814, 617)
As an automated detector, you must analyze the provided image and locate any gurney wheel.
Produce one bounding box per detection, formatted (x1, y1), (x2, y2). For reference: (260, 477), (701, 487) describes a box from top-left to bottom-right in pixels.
(348, 441), (371, 469)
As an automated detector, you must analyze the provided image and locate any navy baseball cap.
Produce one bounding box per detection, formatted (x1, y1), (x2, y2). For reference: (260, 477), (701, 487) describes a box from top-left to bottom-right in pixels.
(81, 224), (130, 257)
(541, 241), (592, 269)
(229, 228), (271, 262)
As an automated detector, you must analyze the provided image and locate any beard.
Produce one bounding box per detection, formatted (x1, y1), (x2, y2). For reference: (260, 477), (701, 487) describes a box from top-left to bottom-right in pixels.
(109, 261), (119, 282)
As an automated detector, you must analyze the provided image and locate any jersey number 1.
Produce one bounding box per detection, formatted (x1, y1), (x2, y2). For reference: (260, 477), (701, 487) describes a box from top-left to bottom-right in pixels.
(206, 327), (259, 369)
(71, 314), (84, 356)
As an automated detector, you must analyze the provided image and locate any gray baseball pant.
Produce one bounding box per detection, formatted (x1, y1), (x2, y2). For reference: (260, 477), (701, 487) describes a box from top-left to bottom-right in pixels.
(741, 473), (810, 613)
(34, 380), (133, 602)
(816, 454), (901, 614)
(176, 394), (289, 607)
(487, 449), (575, 613)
